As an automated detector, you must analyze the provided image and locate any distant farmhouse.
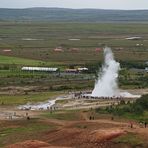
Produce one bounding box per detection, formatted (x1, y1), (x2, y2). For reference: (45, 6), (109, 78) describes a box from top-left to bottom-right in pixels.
(65, 67), (88, 73)
(77, 67), (88, 71)
(125, 36), (142, 40)
(53, 47), (64, 52)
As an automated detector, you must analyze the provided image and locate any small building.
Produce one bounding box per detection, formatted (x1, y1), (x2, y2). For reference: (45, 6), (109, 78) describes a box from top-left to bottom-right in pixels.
(53, 47), (64, 52)
(65, 67), (88, 73)
(3, 49), (12, 52)
(65, 69), (78, 73)
(69, 48), (79, 52)
(125, 37), (142, 40)
(21, 67), (59, 72)
(77, 67), (88, 72)
(95, 48), (102, 52)
(68, 38), (80, 41)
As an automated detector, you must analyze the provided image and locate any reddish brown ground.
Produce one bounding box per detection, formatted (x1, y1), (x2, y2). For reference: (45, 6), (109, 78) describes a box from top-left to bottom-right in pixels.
(3, 112), (148, 148)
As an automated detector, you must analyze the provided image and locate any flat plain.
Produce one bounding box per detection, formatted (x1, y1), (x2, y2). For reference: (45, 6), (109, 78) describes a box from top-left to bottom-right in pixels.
(0, 21), (148, 148)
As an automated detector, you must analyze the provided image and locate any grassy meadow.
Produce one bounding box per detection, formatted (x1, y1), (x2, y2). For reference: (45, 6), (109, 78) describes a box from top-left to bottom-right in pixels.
(0, 21), (147, 97)
(0, 55), (59, 66)
(0, 91), (62, 105)
(0, 22), (148, 64)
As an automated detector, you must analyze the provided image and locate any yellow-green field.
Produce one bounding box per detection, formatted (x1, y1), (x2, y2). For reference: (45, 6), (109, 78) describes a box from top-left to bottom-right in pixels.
(0, 91), (62, 105)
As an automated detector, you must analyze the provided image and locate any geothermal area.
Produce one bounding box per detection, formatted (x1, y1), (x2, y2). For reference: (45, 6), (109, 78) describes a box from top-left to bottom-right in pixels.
(1, 47), (147, 148)
(18, 47), (141, 111)
(90, 47), (140, 98)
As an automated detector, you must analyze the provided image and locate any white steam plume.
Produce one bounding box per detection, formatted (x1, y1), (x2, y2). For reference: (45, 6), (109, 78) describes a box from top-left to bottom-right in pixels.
(92, 47), (120, 97)
(91, 47), (141, 98)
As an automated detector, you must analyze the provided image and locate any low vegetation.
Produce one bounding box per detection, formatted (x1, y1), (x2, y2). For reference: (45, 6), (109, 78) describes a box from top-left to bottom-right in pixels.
(43, 110), (81, 121)
(0, 55), (50, 66)
(113, 132), (143, 147)
(0, 119), (56, 147)
(0, 22), (147, 90)
(96, 94), (148, 122)
(0, 91), (62, 105)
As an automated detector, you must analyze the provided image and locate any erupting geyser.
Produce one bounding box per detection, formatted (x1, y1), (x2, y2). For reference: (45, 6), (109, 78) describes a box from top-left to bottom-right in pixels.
(92, 47), (120, 97)
(91, 47), (141, 98)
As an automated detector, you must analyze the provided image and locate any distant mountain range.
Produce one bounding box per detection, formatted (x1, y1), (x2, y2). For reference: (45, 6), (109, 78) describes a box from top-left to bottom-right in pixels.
(0, 7), (148, 22)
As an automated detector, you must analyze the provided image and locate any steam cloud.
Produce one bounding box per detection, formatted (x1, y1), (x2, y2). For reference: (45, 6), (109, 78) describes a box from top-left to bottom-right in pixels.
(92, 47), (120, 97)
(91, 47), (140, 98)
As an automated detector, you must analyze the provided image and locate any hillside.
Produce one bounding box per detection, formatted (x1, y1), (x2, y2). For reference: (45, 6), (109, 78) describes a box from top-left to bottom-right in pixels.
(0, 8), (148, 22)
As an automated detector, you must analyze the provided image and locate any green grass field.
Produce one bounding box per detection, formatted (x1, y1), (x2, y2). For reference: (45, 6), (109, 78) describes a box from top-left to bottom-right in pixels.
(0, 21), (147, 90)
(0, 91), (62, 105)
(0, 22), (148, 64)
(43, 109), (81, 121)
(0, 55), (59, 66)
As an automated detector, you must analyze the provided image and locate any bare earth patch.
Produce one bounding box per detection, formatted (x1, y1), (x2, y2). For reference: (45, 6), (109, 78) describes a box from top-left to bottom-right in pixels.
(6, 140), (70, 148)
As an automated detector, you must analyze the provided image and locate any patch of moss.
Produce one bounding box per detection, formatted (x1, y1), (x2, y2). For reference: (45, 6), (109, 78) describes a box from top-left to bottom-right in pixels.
(113, 132), (143, 147)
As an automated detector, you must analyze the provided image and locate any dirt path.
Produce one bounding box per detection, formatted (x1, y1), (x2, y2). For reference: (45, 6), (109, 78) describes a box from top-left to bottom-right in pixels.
(4, 116), (148, 148)
(38, 112), (148, 147)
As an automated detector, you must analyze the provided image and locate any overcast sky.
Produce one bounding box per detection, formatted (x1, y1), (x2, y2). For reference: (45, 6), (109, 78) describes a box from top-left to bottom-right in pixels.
(0, 0), (148, 10)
